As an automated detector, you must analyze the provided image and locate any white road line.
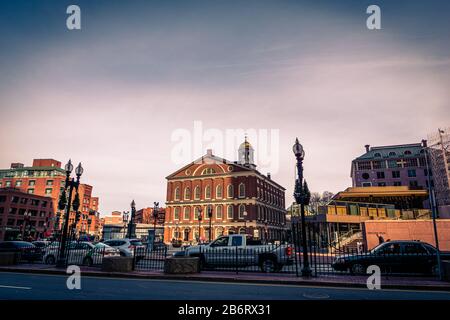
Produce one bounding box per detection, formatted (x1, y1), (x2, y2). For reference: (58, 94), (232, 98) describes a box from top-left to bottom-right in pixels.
(0, 285), (32, 290)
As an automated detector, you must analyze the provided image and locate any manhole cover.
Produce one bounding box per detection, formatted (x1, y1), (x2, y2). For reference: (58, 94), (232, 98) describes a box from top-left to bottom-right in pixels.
(302, 292), (330, 299)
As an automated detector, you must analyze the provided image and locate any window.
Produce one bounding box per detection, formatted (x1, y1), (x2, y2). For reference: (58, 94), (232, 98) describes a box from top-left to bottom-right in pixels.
(362, 182), (372, 187)
(11, 196), (19, 203)
(393, 181), (402, 186)
(227, 205), (234, 219)
(392, 171), (400, 178)
(227, 184), (234, 198)
(404, 150), (412, 155)
(5, 181), (11, 187)
(194, 186), (201, 200)
(0, 196), (6, 203)
(45, 188), (52, 195)
(377, 243), (401, 254)
(174, 187), (180, 200)
(388, 160), (398, 168)
(216, 185), (223, 198)
(407, 169), (416, 178)
(211, 236), (229, 247)
(376, 172), (385, 179)
(15, 180), (22, 187)
(201, 168), (215, 175)
(194, 207), (201, 220)
(183, 207), (190, 220)
(358, 161), (371, 170)
(20, 198), (28, 204)
(388, 151), (396, 157)
(46, 180), (53, 186)
(238, 204), (246, 219)
(362, 173), (370, 180)
(205, 186), (211, 199)
(231, 236), (243, 246)
(216, 205), (223, 219)
(374, 152), (381, 158)
(404, 243), (427, 254)
(409, 180), (419, 187)
(184, 187), (191, 200)
(238, 183), (245, 198)
(30, 180), (38, 186)
(174, 207), (180, 220)
(378, 182), (386, 187)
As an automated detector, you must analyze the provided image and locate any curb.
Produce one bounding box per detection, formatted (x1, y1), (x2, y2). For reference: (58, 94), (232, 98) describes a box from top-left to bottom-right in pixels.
(1, 267), (449, 292)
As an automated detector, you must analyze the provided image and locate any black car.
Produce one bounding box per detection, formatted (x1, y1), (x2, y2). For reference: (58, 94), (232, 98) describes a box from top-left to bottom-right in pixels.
(0, 241), (42, 262)
(332, 240), (450, 275)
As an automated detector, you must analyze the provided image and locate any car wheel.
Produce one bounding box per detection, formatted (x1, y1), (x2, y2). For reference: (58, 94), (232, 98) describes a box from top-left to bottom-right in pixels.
(83, 257), (93, 267)
(260, 257), (278, 273)
(350, 263), (365, 275)
(45, 255), (56, 265)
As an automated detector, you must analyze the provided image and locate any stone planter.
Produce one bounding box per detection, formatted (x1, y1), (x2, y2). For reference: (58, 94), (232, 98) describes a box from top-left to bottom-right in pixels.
(164, 257), (200, 274)
(101, 256), (133, 272)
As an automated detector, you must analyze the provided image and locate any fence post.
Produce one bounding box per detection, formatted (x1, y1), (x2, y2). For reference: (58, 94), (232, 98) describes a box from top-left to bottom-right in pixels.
(235, 246), (238, 275)
(132, 247), (136, 271)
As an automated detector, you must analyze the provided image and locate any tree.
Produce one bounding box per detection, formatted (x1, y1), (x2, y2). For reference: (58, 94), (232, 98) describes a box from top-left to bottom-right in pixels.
(321, 191), (335, 205)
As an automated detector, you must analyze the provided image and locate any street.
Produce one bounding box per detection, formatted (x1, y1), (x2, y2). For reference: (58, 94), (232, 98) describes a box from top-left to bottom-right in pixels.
(0, 272), (449, 300)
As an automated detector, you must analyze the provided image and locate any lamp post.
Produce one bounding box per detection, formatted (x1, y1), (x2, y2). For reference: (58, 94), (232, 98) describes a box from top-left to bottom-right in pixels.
(153, 202), (159, 243)
(293, 138), (312, 277)
(197, 207), (203, 243)
(87, 217), (92, 238)
(264, 219), (268, 242)
(22, 211), (31, 240)
(127, 200), (136, 239)
(122, 211), (129, 238)
(243, 211), (248, 235)
(56, 160), (83, 268)
(207, 206), (213, 242)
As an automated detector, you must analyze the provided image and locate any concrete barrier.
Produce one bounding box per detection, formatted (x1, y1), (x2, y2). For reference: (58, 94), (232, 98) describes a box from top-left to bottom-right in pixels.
(0, 252), (17, 266)
(101, 256), (133, 272)
(164, 257), (200, 274)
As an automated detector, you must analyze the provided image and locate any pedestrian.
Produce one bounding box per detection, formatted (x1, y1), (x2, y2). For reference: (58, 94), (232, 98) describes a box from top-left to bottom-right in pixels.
(377, 233), (385, 244)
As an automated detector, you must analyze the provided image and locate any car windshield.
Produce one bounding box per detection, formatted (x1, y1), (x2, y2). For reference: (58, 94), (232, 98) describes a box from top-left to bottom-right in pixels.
(95, 243), (112, 249)
(15, 242), (35, 248)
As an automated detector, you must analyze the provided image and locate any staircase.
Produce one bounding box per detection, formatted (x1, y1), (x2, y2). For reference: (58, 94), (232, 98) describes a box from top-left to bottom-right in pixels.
(331, 231), (363, 254)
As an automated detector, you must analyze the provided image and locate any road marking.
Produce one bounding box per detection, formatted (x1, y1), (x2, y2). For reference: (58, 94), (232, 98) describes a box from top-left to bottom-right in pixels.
(0, 285), (32, 290)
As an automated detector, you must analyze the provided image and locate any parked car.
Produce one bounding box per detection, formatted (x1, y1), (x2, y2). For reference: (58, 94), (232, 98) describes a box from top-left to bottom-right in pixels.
(175, 234), (294, 273)
(0, 241), (42, 262)
(332, 240), (450, 275)
(102, 239), (146, 260)
(32, 240), (51, 249)
(42, 241), (119, 266)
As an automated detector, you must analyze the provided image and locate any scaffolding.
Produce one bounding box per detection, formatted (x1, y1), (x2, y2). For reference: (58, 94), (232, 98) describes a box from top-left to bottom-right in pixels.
(427, 128), (450, 212)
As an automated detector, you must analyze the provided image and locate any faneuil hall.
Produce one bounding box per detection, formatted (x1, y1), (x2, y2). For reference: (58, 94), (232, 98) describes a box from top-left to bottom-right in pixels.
(163, 138), (287, 244)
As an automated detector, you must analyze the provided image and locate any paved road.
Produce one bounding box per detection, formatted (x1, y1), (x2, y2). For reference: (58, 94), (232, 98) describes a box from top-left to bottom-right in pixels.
(0, 272), (449, 300)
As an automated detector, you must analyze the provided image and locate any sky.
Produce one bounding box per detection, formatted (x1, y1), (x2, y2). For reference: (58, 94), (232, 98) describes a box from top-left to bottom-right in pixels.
(0, 0), (449, 216)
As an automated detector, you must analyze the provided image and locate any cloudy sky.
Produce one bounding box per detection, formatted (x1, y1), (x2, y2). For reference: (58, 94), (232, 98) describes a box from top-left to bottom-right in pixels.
(0, 0), (449, 215)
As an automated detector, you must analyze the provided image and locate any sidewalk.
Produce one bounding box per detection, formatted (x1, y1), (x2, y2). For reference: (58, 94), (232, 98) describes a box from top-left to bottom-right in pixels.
(1, 264), (449, 292)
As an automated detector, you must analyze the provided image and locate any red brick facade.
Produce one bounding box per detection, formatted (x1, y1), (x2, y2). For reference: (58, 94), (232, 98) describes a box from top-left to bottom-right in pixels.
(164, 151), (287, 244)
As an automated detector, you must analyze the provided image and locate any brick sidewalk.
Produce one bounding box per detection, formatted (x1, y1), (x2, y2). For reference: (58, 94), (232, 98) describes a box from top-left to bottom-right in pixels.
(1, 264), (449, 291)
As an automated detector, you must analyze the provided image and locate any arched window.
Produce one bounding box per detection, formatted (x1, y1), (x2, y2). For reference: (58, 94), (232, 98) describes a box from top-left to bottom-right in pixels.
(174, 207), (180, 220)
(205, 185), (211, 199)
(404, 150), (412, 155)
(389, 151), (396, 157)
(174, 187), (180, 200)
(183, 207), (190, 220)
(239, 204), (246, 219)
(227, 205), (234, 219)
(216, 205), (223, 219)
(184, 187), (191, 200)
(238, 183), (245, 198)
(194, 207), (201, 220)
(216, 185), (223, 198)
(374, 152), (381, 158)
(227, 184), (234, 198)
(194, 186), (201, 200)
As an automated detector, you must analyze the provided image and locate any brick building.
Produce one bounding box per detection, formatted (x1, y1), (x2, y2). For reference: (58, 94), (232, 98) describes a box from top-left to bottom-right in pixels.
(0, 159), (101, 238)
(0, 188), (55, 241)
(164, 139), (287, 244)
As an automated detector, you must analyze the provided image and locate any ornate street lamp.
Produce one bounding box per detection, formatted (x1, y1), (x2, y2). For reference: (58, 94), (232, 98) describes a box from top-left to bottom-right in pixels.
(127, 200), (136, 239)
(293, 138), (312, 277)
(243, 211), (248, 234)
(56, 160), (83, 267)
(153, 202), (159, 243)
(197, 207), (203, 243)
(22, 211), (32, 240)
(207, 206), (213, 242)
(122, 211), (129, 238)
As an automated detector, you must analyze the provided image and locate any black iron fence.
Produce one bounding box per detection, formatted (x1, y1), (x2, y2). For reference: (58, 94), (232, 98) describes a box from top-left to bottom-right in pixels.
(132, 245), (168, 271)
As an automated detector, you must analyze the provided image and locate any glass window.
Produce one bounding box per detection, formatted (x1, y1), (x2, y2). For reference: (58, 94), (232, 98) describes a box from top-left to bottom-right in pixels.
(211, 236), (229, 247)
(216, 205), (223, 219)
(239, 204), (246, 219)
(392, 171), (400, 178)
(45, 188), (52, 195)
(376, 172), (385, 179)
(184, 187), (191, 200)
(404, 243), (427, 254)
(238, 183), (245, 198)
(205, 186), (211, 199)
(216, 185), (223, 198)
(183, 207), (190, 220)
(174, 207), (180, 220)
(174, 187), (180, 200)
(194, 186), (200, 199)
(227, 184), (234, 198)
(46, 180), (53, 186)
(231, 236), (243, 246)
(407, 169), (416, 177)
(227, 205), (234, 219)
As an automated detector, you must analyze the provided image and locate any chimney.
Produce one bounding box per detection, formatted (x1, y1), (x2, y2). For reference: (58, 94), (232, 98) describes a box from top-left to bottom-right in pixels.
(365, 144), (370, 153)
(421, 139), (428, 148)
(206, 149), (213, 156)
(267, 173), (271, 179)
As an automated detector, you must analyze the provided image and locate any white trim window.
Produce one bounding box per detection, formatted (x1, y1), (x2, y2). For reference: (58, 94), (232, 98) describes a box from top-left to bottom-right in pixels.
(239, 204), (246, 219)
(183, 207), (190, 220)
(174, 207), (180, 220)
(238, 183), (245, 198)
(216, 185), (223, 199)
(174, 187), (181, 201)
(184, 187), (191, 200)
(205, 185), (211, 199)
(194, 186), (201, 200)
(227, 184), (234, 198)
(227, 205), (234, 219)
(216, 205), (223, 219)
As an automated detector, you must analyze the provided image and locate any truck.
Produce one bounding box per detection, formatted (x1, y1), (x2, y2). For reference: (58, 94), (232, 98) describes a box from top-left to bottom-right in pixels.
(175, 234), (294, 273)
